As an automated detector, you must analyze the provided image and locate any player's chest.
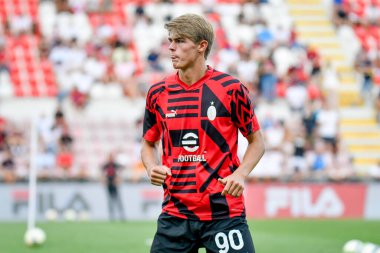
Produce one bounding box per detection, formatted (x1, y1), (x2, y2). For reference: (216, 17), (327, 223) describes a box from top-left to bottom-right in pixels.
(155, 85), (232, 129)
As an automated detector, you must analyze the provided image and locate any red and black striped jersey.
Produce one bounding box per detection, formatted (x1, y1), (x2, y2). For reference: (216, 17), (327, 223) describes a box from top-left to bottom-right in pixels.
(143, 67), (260, 221)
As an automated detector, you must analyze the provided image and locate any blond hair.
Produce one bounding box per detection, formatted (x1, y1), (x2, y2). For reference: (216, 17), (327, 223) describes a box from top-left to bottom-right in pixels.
(164, 14), (214, 59)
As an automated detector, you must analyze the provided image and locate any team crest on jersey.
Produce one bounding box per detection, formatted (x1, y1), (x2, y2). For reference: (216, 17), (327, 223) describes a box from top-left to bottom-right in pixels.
(207, 101), (216, 121)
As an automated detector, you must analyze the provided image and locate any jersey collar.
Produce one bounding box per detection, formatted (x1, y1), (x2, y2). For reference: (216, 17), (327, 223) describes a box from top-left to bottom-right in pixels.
(175, 66), (214, 90)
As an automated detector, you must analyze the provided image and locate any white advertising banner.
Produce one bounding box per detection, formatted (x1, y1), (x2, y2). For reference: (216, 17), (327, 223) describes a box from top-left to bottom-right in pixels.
(0, 182), (379, 221)
(0, 183), (163, 221)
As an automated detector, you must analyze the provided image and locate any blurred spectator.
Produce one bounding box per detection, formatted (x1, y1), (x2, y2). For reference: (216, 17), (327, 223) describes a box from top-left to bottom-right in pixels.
(7, 125), (27, 158)
(0, 42), (9, 73)
(258, 59), (277, 102)
(55, 0), (71, 13)
(307, 45), (322, 78)
(365, 2), (380, 24)
(327, 143), (354, 182)
(306, 80), (322, 102)
(56, 146), (74, 176)
(307, 141), (332, 182)
(285, 82), (308, 114)
(112, 42), (136, 83)
(36, 146), (56, 180)
(70, 86), (89, 109)
(146, 49), (163, 72)
(288, 131), (308, 181)
(316, 101), (339, 153)
(322, 61), (340, 105)
(101, 153), (126, 221)
(0, 119), (8, 152)
(8, 12), (34, 35)
(1, 150), (16, 183)
(59, 125), (74, 151)
(368, 159), (380, 181)
(302, 102), (318, 146)
(355, 50), (374, 105)
(375, 89), (380, 124)
(332, 2), (348, 27)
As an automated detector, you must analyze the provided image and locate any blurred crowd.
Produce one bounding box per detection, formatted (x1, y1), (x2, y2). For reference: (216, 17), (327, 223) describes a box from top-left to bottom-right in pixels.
(1, 0), (380, 184)
(332, 0), (380, 115)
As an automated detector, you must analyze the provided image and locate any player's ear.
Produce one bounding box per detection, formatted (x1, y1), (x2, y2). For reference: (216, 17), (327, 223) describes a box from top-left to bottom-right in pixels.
(198, 40), (208, 54)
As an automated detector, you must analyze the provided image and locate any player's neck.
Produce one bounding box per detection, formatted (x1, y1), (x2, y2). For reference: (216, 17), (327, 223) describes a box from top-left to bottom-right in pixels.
(178, 62), (208, 86)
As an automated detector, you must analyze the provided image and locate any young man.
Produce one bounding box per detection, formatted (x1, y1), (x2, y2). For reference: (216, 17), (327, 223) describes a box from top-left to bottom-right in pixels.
(141, 14), (265, 253)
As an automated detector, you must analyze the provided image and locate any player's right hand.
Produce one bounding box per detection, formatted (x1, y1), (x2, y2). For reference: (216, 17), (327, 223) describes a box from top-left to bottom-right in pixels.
(148, 166), (172, 186)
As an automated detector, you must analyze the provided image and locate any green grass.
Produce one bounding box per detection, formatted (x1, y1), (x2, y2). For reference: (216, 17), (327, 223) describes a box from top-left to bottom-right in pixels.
(0, 220), (379, 253)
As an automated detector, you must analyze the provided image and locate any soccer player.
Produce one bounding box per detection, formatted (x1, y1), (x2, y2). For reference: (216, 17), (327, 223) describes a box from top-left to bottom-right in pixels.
(141, 14), (265, 253)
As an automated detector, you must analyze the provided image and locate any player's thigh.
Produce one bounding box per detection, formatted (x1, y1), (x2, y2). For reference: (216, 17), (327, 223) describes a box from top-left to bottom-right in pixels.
(150, 213), (198, 253)
(202, 217), (255, 253)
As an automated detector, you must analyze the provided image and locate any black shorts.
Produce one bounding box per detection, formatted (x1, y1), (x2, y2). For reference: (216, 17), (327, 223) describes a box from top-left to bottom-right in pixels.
(151, 213), (255, 253)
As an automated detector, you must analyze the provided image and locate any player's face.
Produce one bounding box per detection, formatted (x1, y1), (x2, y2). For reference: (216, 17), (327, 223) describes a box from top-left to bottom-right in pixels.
(168, 33), (200, 70)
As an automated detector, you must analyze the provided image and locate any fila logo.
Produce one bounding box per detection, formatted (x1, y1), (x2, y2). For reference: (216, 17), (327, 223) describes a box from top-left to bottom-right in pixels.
(166, 110), (177, 118)
(182, 132), (199, 152)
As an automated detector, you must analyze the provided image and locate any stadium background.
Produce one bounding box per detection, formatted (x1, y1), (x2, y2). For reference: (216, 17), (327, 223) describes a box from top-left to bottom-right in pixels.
(0, 0), (380, 252)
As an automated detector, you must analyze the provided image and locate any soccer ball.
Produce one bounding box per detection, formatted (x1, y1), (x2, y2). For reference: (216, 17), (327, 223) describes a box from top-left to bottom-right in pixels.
(343, 240), (364, 253)
(24, 227), (46, 247)
(361, 243), (380, 253)
(45, 208), (58, 221)
(78, 210), (90, 221)
(64, 209), (77, 221)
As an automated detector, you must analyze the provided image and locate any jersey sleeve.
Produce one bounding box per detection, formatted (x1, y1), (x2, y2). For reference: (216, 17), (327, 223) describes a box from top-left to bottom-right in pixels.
(142, 84), (163, 142)
(230, 83), (260, 137)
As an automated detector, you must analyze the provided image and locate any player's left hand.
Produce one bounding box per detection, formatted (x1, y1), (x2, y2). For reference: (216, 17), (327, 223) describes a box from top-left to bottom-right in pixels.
(218, 172), (245, 197)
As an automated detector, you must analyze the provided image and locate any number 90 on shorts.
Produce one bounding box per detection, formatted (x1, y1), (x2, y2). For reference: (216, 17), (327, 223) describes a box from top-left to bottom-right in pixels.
(215, 230), (244, 253)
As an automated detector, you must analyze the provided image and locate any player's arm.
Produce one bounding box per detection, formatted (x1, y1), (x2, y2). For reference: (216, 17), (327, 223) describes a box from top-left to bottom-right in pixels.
(141, 139), (171, 186)
(219, 130), (265, 197)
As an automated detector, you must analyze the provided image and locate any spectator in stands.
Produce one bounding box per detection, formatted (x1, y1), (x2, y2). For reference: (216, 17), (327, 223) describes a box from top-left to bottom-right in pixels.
(327, 142), (354, 182)
(59, 124), (74, 151)
(307, 140), (332, 182)
(70, 86), (89, 109)
(316, 101), (339, 153)
(7, 125), (27, 158)
(8, 11), (34, 35)
(332, 1), (348, 27)
(0, 42), (9, 73)
(0, 119), (8, 153)
(258, 58), (277, 102)
(376, 89), (380, 124)
(307, 45), (322, 78)
(1, 149), (16, 183)
(368, 159), (380, 181)
(302, 102), (318, 147)
(355, 50), (374, 105)
(101, 153), (126, 221)
(147, 49), (164, 72)
(56, 145), (74, 178)
(365, 1), (380, 25)
(55, 0), (71, 13)
(288, 131), (308, 181)
(112, 41), (136, 84)
(285, 81), (308, 114)
(322, 61), (340, 105)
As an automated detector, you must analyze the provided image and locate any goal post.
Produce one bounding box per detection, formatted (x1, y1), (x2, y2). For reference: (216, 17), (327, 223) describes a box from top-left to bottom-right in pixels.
(27, 118), (38, 231)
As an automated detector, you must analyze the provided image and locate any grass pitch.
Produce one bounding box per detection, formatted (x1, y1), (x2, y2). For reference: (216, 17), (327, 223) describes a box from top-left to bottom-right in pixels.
(1, 220), (379, 253)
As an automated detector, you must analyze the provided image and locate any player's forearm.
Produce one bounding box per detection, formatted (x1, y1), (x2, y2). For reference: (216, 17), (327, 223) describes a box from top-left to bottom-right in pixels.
(141, 139), (160, 173)
(236, 131), (265, 178)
